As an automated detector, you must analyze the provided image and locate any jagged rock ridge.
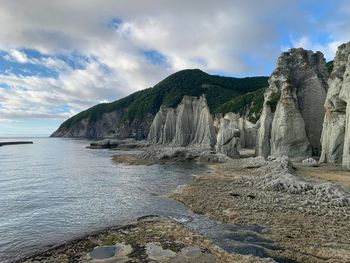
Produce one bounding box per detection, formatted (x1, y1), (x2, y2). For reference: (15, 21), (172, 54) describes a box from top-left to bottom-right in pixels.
(148, 96), (259, 157)
(148, 95), (216, 149)
(256, 48), (329, 158)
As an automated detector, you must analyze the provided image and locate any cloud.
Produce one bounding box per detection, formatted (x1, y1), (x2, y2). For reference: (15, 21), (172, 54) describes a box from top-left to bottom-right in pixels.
(6, 50), (29, 63)
(281, 35), (342, 61)
(0, 0), (349, 134)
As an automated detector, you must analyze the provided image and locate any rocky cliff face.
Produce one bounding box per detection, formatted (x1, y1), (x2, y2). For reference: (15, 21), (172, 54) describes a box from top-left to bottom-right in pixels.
(320, 42), (350, 169)
(256, 48), (328, 158)
(147, 95), (216, 149)
(148, 96), (258, 157)
(51, 111), (154, 139)
(215, 113), (241, 158)
(214, 113), (257, 149)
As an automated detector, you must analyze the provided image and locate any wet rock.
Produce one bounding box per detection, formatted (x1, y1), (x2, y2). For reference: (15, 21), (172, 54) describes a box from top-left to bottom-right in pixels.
(89, 246), (117, 259)
(171, 246), (216, 263)
(144, 243), (217, 263)
(146, 242), (177, 261)
(89, 139), (149, 149)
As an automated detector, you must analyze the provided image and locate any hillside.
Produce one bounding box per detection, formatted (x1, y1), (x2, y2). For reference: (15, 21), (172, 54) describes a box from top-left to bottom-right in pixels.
(214, 88), (265, 123)
(51, 69), (268, 139)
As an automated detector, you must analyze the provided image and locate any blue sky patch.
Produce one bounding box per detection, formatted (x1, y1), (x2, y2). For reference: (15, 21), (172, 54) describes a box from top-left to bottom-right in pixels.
(107, 18), (123, 30)
(0, 50), (59, 78)
(142, 49), (168, 66)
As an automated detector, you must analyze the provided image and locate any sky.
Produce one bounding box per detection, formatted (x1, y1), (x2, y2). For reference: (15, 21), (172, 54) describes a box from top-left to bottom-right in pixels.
(0, 0), (350, 136)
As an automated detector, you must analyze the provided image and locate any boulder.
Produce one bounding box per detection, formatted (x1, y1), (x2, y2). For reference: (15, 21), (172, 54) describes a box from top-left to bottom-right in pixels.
(302, 158), (318, 167)
(256, 48), (328, 158)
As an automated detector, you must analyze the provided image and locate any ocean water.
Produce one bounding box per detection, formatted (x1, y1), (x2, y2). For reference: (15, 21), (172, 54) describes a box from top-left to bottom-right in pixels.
(0, 138), (286, 263)
(0, 138), (205, 262)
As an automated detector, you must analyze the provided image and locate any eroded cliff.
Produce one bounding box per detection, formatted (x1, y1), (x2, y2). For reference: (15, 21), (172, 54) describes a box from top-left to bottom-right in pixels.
(320, 42), (350, 169)
(256, 48), (329, 158)
(147, 95), (216, 149)
(148, 95), (259, 157)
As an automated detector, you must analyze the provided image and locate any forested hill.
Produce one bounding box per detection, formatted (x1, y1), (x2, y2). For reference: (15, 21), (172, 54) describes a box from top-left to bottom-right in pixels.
(51, 69), (268, 139)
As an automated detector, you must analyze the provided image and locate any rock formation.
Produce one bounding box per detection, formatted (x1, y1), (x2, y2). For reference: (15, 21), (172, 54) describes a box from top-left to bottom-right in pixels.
(147, 106), (176, 144)
(147, 95), (216, 149)
(51, 111), (154, 139)
(215, 115), (241, 158)
(214, 112), (257, 153)
(148, 95), (259, 157)
(238, 115), (257, 148)
(214, 113), (257, 149)
(256, 48), (328, 158)
(320, 42), (350, 169)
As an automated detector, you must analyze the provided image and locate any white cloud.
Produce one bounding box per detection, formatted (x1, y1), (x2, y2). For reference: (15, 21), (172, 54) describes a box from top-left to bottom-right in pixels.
(5, 49), (29, 63)
(0, 0), (349, 128)
(282, 35), (343, 61)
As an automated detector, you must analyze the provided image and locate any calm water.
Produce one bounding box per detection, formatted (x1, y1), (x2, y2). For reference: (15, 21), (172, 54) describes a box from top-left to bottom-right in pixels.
(0, 138), (207, 262)
(0, 138), (286, 263)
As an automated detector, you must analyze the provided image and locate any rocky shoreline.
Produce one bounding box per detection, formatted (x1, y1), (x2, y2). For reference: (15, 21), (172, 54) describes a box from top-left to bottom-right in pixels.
(171, 157), (350, 263)
(13, 142), (350, 263)
(16, 215), (272, 263)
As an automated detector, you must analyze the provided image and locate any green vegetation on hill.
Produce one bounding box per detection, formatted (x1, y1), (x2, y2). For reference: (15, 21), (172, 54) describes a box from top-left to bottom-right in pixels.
(214, 88), (266, 123)
(326, 61), (334, 74)
(59, 69), (268, 129)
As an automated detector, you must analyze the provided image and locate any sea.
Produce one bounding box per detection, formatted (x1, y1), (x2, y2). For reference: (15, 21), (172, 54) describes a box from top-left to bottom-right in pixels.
(0, 137), (285, 263)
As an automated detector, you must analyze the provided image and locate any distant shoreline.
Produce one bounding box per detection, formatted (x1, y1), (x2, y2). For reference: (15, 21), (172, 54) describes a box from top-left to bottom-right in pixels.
(0, 141), (33, 146)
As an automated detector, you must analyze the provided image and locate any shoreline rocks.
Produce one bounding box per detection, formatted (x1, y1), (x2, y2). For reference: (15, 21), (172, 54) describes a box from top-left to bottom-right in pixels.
(0, 141), (33, 146)
(112, 146), (232, 165)
(172, 157), (350, 262)
(88, 139), (150, 149)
